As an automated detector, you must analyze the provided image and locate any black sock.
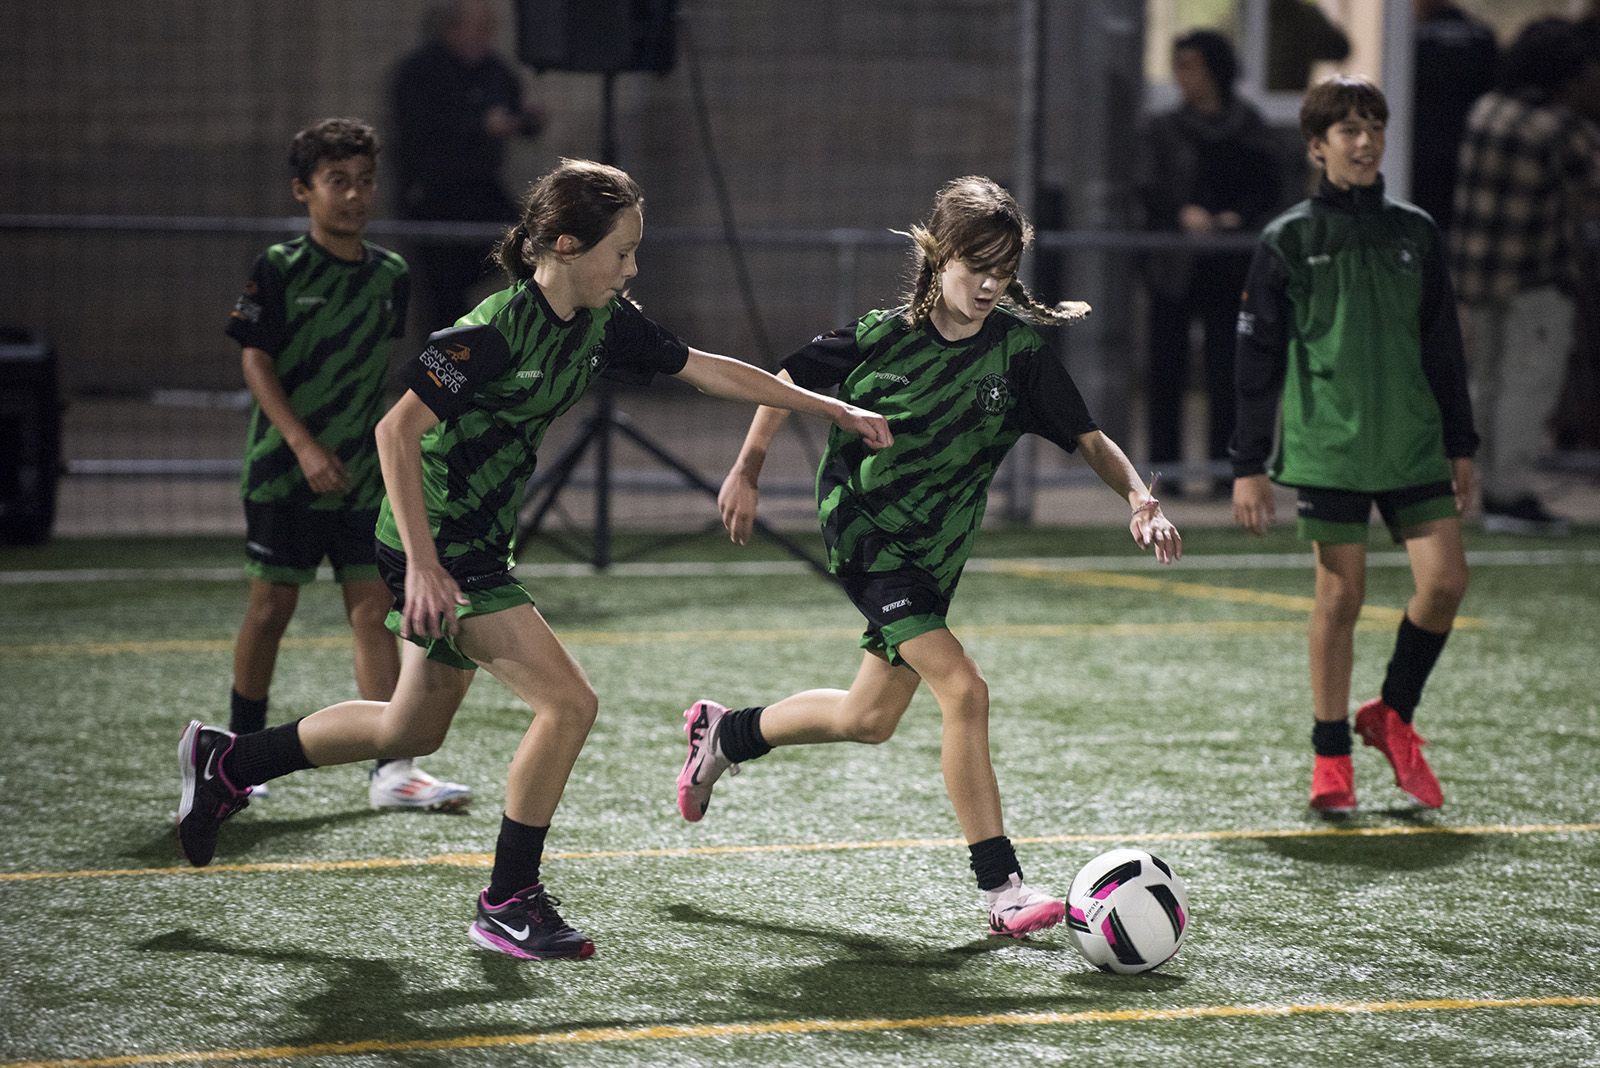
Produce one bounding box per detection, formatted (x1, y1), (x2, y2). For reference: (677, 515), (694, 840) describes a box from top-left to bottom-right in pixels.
(1312, 718), (1352, 757)
(228, 690), (268, 736)
(488, 815), (549, 902)
(969, 835), (1021, 892)
(374, 759), (396, 770)
(223, 718), (315, 787)
(717, 707), (772, 764)
(1381, 615), (1450, 724)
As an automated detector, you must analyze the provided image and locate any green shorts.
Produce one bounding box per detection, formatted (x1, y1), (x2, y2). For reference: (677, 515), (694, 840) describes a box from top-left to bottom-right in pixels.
(838, 567), (951, 667)
(376, 542), (533, 670)
(1295, 481), (1457, 545)
(243, 501), (381, 585)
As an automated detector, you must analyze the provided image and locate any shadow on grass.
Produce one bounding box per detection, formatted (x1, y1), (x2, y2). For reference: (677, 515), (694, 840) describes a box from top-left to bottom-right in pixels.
(133, 928), (613, 1062)
(664, 902), (1126, 1021)
(123, 807), (381, 864)
(1242, 814), (1482, 871)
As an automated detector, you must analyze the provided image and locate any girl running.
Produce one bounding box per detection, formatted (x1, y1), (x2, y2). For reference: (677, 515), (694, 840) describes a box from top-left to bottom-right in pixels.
(676, 175), (1181, 938)
(177, 158), (892, 961)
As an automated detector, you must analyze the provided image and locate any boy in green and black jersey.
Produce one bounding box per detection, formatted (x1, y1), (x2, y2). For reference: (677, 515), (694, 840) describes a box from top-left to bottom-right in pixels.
(224, 117), (470, 811)
(1230, 77), (1478, 815)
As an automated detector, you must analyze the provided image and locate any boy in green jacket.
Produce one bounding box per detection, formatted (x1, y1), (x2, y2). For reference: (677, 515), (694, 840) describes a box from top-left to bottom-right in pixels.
(1230, 77), (1478, 815)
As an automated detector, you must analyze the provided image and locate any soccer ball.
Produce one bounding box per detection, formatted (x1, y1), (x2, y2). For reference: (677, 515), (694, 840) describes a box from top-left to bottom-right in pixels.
(1066, 848), (1190, 975)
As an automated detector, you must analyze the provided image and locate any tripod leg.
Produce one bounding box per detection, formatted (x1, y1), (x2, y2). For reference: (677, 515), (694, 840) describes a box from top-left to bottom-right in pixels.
(519, 413), (603, 533)
(612, 412), (831, 579)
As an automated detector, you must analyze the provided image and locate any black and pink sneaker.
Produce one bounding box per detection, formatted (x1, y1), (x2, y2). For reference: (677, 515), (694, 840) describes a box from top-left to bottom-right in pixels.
(468, 884), (595, 961)
(677, 699), (737, 823)
(176, 720), (252, 866)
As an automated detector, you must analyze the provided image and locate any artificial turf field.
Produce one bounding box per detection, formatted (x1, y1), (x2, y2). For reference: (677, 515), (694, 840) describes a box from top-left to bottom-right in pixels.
(1, 525), (1596, 1067)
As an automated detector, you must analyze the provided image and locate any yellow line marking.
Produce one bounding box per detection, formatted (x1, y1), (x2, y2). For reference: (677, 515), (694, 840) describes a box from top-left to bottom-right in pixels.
(990, 563), (1488, 629)
(4, 996), (1596, 1067)
(5, 823), (1594, 883)
(0, 615), (1432, 659)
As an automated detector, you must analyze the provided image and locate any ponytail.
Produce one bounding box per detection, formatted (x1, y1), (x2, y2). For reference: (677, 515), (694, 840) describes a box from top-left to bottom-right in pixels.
(493, 222), (534, 282)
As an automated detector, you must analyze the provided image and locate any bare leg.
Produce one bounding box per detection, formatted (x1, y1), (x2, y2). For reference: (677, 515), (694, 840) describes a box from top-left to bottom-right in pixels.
(296, 641), (474, 765)
(896, 629), (1002, 845)
(341, 578), (400, 701)
(1402, 517), (1469, 632)
(1310, 542), (1367, 723)
(758, 652), (922, 746)
(456, 603), (598, 827)
(231, 579), (299, 700)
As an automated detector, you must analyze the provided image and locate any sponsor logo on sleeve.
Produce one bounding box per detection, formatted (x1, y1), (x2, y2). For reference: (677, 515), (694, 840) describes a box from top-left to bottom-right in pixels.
(419, 344), (470, 394)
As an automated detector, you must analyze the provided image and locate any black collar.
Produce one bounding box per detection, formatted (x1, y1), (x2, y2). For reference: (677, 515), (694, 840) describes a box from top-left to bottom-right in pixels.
(1313, 173), (1386, 214)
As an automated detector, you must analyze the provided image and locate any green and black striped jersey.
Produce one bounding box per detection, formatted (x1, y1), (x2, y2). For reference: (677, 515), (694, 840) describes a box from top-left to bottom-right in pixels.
(375, 283), (689, 569)
(784, 307), (1097, 595)
(226, 236), (409, 510)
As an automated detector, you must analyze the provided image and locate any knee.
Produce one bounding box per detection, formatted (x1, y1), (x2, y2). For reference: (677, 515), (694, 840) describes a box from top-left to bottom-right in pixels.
(1316, 582), (1365, 629)
(247, 585), (299, 632)
(346, 594), (392, 634)
(547, 684), (599, 733)
(1418, 569), (1469, 620)
(378, 716), (448, 758)
(843, 710), (901, 746)
(937, 670), (991, 727)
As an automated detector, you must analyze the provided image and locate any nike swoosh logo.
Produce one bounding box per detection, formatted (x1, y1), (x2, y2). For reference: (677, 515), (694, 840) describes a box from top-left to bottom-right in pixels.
(202, 749), (218, 782)
(488, 915), (530, 940)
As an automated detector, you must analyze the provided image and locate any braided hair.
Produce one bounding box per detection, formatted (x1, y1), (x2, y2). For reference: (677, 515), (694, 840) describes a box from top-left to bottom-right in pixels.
(901, 176), (1089, 329)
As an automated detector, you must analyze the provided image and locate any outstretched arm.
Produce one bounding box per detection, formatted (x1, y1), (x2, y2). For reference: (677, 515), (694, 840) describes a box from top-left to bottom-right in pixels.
(674, 349), (890, 449)
(1076, 430), (1182, 563)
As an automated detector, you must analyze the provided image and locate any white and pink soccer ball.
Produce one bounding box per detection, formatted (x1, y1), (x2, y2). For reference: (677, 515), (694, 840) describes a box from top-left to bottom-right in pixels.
(1067, 847), (1190, 975)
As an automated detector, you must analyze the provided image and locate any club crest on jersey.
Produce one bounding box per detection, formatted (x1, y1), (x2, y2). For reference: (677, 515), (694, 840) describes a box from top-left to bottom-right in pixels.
(976, 373), (1011, 414)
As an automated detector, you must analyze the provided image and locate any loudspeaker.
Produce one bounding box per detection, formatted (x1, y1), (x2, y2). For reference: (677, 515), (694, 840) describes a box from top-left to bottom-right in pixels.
(0, 329), (61, 545)
(515, 0), (677, 74)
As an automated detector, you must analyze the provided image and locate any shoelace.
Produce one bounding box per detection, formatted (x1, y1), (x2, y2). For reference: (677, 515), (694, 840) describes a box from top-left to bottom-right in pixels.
(694, 719), (741, 778)
(526, 889), (577, 933)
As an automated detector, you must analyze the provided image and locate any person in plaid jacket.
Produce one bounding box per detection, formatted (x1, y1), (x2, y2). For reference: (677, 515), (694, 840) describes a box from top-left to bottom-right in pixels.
(1450, 17), (1600, 535)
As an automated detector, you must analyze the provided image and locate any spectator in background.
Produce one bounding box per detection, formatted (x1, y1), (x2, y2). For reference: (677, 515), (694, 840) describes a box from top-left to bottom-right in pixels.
(1137, 30), (1282, 496)
(1552, 10), (1600, 452)
(1410, 0), (1497, 233)
(1267, 0), (1350, 92)
(1451, 18), (1600, 535)
(389, 0), (545, 332)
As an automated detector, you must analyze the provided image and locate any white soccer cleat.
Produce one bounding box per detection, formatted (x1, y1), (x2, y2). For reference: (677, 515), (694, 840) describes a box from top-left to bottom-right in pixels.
(983, 873), (1066, 938)
(368, 759), (472, 812)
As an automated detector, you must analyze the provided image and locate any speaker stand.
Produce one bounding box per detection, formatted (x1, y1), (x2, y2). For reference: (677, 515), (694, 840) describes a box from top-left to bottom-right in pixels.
(516, 71), (828, 576)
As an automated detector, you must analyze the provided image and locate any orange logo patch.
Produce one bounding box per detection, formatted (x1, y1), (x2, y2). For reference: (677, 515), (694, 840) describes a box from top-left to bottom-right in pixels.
(445, 343), (471, 363)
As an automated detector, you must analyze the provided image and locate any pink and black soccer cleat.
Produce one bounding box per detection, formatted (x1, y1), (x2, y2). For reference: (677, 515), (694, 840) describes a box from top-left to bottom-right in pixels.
(677, 699), (737, 822)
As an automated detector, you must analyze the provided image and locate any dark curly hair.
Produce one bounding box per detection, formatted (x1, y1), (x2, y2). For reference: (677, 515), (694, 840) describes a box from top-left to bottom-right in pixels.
(288, 117), (379, 185)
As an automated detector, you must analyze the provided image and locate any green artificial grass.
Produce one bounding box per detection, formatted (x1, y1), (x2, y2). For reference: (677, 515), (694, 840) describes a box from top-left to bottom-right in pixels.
(0, 527), (1596, 1067)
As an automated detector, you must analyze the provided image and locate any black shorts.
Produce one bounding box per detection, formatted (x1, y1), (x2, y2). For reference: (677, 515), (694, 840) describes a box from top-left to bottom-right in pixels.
(243, 501), (381, 584)
(1295, 481), (1458, 544)
(375, 542), (531, 670)
(838, 567), (952, 667)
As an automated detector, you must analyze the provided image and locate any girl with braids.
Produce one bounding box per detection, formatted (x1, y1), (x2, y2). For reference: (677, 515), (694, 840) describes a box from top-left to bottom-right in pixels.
(678, 175), (1181, 938)
(176, 158), (892, 960)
